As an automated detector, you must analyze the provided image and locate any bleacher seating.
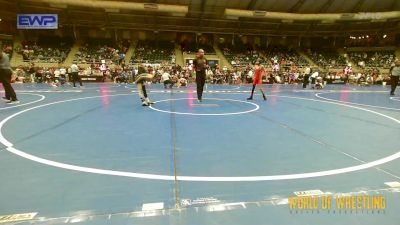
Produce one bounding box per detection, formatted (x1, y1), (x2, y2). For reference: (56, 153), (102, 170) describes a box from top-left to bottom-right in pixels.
(182, 42), (215, 54)
(20, 36), (73, 63)
(305, 48), (347, 69)
(220, 43), (257, 66)
(261, 46), (308, 67)
(75, 38), (130, 64)
(221, 44), (308, 68)
(131, 40), (175, 64)
(347, 51), (395, 68)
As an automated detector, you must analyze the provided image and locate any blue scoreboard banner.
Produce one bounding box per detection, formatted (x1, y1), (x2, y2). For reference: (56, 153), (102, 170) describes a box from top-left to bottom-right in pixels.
(17, 14), (58, 29)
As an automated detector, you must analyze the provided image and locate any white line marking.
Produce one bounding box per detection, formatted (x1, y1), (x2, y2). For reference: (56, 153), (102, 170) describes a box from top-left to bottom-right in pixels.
(0, 93), (45, 111)
(384, 181), (400, 188)
(190, 104), (219, 107)
(142, 202), (164, 211)
(0, 93), (132, 147)
(1, 94), (400, 181)
(390, 97), (400, 102)
(294, 190), (325, 196)
(0, 212), (37, 223)
(206, 86), (241, 91)
(316, 90), (389, 93)
(149, 98), (259, 116)
(96, 90), (117, 93)
(316, 93), (400, 111)
(12, 90), (82, 93)
(124, 85), (137, 90)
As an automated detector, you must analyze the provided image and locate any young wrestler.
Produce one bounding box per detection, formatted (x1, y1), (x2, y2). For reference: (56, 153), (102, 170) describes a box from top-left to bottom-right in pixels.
(135, 65), (155, 106)
(247, 62), (267, 101)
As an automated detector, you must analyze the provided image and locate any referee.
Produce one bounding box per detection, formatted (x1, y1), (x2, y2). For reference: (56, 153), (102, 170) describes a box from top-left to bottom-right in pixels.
(70, 63), (83, 87)
(193, 49), (208, 102)
(390, 60), (400, 96)
(0, 45), (18, 104)
(303, 65), (311, 88)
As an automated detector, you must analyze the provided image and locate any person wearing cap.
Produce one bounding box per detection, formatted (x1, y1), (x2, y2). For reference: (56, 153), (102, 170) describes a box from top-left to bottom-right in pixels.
(193, 49), (208, 102)
(389, 60), (400, 96)
(0, 45), (19, 104)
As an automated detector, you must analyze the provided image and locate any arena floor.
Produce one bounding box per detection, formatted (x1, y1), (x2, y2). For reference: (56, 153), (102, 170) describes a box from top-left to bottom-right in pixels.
(0, 83), (400, 225)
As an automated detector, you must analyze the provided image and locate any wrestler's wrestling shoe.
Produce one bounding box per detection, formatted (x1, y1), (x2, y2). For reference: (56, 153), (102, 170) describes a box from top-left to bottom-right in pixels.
(141, 99), (149, 106)
(145, 98), (154, 105)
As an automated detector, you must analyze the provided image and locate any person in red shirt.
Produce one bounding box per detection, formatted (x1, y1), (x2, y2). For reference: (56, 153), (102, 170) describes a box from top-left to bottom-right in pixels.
(247, 62), (267, 101)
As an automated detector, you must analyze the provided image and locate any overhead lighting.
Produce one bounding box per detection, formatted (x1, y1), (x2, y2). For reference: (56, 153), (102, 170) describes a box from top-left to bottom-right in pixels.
(321, 20), (335, 24)
(105, 8), (120, 13)
(383, 34), (387, 38)
(371, 19), (387, 23)
(171, 12), (186, 17)
(226, 16), (239, 20)
(144, 3), (159, 10)
(50, 3), (68, 8)
(253, 11), (266, 17)
(281, 19), (294, 23)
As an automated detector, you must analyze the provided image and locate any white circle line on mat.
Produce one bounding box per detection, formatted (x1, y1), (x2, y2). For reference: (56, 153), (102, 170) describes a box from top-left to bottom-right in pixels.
(0, 93), (45, 111)
(149, 98), (260, 116)
(0, 94), (399, 181)
(316, 93), (400, 111)
(390, 97), (400, 102)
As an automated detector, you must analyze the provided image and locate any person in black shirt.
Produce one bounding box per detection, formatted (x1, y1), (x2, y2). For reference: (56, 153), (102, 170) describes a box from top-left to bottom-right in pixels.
(193, 49), (208, 102)
(390, 60), (400, 96)
(0, 47), (18, 104)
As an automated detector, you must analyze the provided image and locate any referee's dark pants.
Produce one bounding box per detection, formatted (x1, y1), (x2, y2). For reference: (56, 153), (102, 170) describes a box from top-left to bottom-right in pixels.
(0, 68), (17, 101)
(310, 77), (316, 87)
(390, 76), (399, 95)
(196, 70), (206, 101)
(302, 74), (309, 88)
(163, 80), (174, 89)
(72, 72), (82, 87)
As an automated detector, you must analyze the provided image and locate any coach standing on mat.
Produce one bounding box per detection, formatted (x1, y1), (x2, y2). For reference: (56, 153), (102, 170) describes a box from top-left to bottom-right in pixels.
(389, 60), (400, 96)
(193, 49), (208, 102)
(0, 45), (18, 104)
